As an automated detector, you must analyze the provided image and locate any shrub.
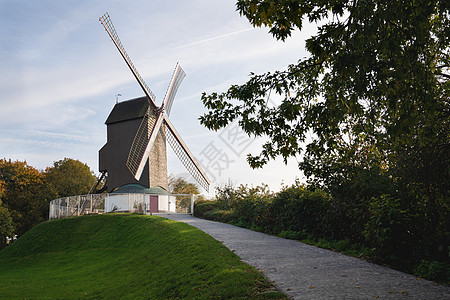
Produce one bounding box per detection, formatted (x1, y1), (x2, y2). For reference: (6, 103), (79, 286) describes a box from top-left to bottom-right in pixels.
(363, 195), (409, 258)
(414, 260), (450, 283)
(232, 197), (271, 230)
(203, 209), (235, 223)
(278, 230), (308, 240)
(268, 184), (332, 237)
(193, 200), (221, 218)
(215, 181), (240, 210)
(212, 183), (274, 231)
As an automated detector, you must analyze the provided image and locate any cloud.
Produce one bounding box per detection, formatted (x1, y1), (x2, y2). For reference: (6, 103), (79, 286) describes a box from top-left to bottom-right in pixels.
(0, 63), (130, 125)
(25, 129), (94, 143)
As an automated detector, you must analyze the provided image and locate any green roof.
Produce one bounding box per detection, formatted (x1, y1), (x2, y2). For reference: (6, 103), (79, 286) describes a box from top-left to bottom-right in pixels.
(111, 184), (168, 195)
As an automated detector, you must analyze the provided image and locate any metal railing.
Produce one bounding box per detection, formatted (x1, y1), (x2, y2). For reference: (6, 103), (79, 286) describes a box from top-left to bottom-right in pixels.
(49, 193), (196, 220)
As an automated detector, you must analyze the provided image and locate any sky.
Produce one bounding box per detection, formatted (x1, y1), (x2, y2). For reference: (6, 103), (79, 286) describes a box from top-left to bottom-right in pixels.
(0, 0), (316, 196)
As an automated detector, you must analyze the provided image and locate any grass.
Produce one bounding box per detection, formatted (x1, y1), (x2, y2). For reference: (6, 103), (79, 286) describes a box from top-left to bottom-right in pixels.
(0, 214), (286, 299)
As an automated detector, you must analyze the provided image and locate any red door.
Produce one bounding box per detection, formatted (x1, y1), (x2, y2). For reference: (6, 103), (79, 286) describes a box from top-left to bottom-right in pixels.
(149, 195), (158, 213)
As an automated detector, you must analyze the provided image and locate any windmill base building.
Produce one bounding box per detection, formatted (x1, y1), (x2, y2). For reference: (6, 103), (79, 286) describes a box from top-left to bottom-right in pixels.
(99, 97), (168, 192)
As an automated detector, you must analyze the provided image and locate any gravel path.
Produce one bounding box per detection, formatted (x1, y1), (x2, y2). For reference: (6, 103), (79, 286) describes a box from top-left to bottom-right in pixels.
(160, 214), (449, 299)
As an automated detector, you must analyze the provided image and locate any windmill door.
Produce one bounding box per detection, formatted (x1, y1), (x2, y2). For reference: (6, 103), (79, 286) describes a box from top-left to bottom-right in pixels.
(149, 195), (158, 213)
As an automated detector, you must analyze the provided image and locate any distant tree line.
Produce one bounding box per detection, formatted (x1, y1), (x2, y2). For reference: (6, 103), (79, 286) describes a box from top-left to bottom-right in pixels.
(0, 158), (96, 249)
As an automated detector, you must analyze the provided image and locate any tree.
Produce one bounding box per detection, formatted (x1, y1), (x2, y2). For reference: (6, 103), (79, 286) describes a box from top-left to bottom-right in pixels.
(0, 204), (14, 250)
(168, 175), (200, 195)
(45, 158), (96, 198)
(0, 179), (14, 249)
(200, 0), (449, 194)
(0, 159), (52, 236)
(0, 179), (4, 201)
(168, 175), (203, 212)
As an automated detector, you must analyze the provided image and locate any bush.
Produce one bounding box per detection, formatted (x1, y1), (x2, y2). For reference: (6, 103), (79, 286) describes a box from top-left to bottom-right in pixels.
(414, 260), (450, 283)
(363, 195), (410, 260)
(232, 197), (271, 230)
(204, 183), (274, 231)
(362, 192), (449, 273)
(278, 230), (308, 240)
(193, 200), (221, 218)
(203, 210), (234, 223)
(268, 185), (332, 237)
(215, 181), (240, 210)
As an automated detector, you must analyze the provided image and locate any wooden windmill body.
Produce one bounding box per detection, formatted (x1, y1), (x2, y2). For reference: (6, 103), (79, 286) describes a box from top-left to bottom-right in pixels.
(99, 97), (168, 192)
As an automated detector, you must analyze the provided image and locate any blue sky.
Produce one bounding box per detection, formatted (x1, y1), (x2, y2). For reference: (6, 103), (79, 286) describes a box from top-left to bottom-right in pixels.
(0, 0), (315, 195)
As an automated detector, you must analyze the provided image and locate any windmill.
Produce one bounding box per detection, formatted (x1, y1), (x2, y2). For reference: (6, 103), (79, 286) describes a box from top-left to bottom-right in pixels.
(98, 12), (210, 193)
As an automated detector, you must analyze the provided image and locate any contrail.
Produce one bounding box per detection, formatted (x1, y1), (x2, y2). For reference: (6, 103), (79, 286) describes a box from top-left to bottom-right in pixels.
(176, 28), (254, 49)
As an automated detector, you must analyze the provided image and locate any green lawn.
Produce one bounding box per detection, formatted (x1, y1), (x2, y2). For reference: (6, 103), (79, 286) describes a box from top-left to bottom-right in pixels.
(0, 214), (285, 299)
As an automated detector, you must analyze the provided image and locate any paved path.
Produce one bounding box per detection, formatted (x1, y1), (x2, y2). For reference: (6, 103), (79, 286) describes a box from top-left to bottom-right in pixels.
(160, 214), (449, 299)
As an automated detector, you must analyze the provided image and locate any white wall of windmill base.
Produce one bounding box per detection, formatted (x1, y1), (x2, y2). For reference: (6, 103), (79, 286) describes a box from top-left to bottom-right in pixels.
(104, 193), (177, 214)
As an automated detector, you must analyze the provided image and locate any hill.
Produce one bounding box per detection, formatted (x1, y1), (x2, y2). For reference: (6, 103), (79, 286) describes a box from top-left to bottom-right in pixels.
(0, 214), (285, 299)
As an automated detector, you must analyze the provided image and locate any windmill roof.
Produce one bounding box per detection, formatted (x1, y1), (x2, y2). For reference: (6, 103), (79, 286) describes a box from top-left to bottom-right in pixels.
(105, 96), (150, 125)
(111, 184), (168, 195)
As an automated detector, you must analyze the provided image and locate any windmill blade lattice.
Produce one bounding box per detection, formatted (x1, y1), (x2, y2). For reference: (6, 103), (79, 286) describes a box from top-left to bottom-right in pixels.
(164, 117), (210, 191)
(99, 13), (157, 107)
(126, 107), (157, 178)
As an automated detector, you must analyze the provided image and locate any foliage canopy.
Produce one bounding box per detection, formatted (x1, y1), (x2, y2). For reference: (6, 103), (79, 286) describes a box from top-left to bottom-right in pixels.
(45, 158), (96, 198)
(0, 159), (52, 236)
(0, 158), (97, 239)
(200, 0), (449, 194)
(168, 175), (200, 195)
(0, 197), (14, 249)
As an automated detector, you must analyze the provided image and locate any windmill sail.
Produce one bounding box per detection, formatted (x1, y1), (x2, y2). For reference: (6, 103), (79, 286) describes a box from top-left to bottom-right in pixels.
(164, 116), (210, 191)
(99, 12), (157, 107)
(127, 63), (186, 180)
(164, 63), (186, 116)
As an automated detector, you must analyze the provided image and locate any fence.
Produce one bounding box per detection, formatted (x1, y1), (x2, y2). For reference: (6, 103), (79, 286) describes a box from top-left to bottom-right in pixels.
(49, 193), (196, 220)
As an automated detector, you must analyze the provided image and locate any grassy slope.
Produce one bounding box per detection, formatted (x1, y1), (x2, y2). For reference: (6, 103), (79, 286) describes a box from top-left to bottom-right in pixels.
(0, 214), (285, 299)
